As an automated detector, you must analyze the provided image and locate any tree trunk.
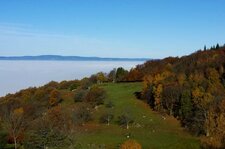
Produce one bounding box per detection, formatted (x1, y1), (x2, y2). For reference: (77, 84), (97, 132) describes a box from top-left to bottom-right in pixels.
(126, 123), (129, 129)
(14, 137), (17, 149)
(206, 130), (210, 137)
(170, 107), (173, 116)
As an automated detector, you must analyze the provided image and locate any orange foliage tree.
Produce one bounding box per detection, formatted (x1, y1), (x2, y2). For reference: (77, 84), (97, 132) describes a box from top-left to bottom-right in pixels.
(120, 139), (142, 149)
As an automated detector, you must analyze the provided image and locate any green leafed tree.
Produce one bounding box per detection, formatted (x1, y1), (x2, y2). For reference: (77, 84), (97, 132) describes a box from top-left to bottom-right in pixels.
(24, 119), (68, 149)
(180, 90), (193, 124)
(116, 67), (128, 82)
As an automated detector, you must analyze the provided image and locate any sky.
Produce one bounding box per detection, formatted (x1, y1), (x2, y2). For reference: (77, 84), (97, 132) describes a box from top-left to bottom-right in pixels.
(0, 0), (224, 59)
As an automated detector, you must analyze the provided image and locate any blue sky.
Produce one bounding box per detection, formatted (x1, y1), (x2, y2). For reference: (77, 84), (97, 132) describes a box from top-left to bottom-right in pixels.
(0, 0), (224, 58)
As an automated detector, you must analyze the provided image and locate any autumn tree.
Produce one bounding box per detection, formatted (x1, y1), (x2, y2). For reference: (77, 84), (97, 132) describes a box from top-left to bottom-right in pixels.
(84, 86), (106, 105)
(206, 68), (224, 95)
(108, 68), (117, 82)
(44, 81), (59, 89)
(152, 83), (163, 111)
(177, 73), (186, 86)
(1, 103), (28, 149)
(96, 72), (107, 83)
(48, 89), (62, 107)
(24, 114), (69, 149)
(24, 105), (74, 149)
(80, 77), (93, 89)
(72, 104), (92, 125)
(201, 99), (225, 148)
(191, 87), (214, 135)
(126, 68), (143, 82)
(74, 88), (87, 102)
(120, 139), (142, 149)
(162, 84), (181, 115)
(46, 106), (71, 131)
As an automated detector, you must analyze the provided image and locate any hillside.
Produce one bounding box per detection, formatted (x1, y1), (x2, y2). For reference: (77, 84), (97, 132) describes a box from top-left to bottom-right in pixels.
(74, 83), (200, 148)
(0, 81), (200, 149)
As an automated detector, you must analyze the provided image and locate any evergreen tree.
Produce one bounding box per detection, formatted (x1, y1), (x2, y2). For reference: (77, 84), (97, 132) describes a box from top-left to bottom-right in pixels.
(216, 43), (220, 49)
(204, 45), (207, 51)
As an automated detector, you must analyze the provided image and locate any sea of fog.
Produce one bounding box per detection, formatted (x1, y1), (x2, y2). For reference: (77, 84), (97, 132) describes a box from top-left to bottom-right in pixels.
(0, 60), (144, 97)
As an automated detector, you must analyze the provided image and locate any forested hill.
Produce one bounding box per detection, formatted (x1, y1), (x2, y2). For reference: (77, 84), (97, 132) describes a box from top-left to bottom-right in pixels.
(126, 44), (225, 81)
(126, 44), (225, 148)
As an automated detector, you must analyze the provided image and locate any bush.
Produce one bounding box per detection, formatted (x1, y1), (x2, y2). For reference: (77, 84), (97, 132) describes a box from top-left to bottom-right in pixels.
(105, 101), (114, 108)
(74, 89), (87, 102)
(48, 89), (62, 107)
(59, 80), (80, 90)
(80, 78), (93, 89)
(72, 104), (92, 125)
(24, 128), (68, 149)
(120, 139), (142, 149)
(69, 83), (80, 91)
(85, 86), (106, 105)
(118, 114), (134, 129)
(99, 113), (114, 125)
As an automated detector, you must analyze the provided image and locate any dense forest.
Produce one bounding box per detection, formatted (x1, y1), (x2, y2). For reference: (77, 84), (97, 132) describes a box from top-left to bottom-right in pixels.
(126, 44), (225, 148)
(0, 44), (225, 149)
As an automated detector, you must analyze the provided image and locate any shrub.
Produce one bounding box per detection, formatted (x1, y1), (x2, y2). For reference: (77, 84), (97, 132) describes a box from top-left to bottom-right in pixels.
(74, 89), (87, 102)
(118, 114), (134, 129)
(105, 101), (114, 108)
(72, 104), (92, 125)
(99, 113), (114, 125)
(85, 86), (106, 105)
(120, 139), (142, 149)
(48, 89), (62, 107)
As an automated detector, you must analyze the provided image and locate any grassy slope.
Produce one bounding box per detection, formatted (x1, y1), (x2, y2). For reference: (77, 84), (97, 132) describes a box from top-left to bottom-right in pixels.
(66, 82), (200, 149)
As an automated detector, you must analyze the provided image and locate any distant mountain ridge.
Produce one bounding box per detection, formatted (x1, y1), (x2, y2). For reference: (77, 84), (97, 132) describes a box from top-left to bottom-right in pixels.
(0, 55), (149, 61)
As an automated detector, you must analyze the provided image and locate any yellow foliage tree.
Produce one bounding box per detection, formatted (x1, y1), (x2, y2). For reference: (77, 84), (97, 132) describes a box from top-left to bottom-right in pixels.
(97, 72), (106, 83)
(153, 84), (163, 110)
(2, 106), (27, 149)
(49, 89), (61, 106)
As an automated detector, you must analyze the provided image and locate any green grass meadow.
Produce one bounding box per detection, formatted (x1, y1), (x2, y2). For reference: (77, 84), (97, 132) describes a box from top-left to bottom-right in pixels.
(70, 82), (200, 149)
